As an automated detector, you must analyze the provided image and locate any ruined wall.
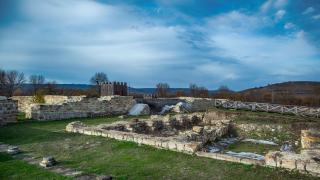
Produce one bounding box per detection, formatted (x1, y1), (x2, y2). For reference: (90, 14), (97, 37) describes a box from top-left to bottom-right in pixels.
(265, 129), (320, 176)
(137, 98), (182, 111)
(138, 97), (218, 112)
(28, 96), (136, 120)
(181, 97), (217, 112)
(0, 97), (18, 126)
(44, 95), (85, 104)
(12, 95), (86, 113)
(11, 96), (34, 113)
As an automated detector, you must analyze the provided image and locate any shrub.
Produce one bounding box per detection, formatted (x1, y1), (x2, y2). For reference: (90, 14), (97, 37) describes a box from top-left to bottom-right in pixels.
(33, 91), (45, 103)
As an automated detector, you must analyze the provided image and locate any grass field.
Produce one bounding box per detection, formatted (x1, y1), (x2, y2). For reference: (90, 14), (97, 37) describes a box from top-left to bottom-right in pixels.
(0, 153), (69, 179)
(0, 114), (318, 180)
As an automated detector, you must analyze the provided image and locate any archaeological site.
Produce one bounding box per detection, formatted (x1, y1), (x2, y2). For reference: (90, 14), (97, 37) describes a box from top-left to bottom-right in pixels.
(1, 1), (320, 179)
(1, 93), (320, 179)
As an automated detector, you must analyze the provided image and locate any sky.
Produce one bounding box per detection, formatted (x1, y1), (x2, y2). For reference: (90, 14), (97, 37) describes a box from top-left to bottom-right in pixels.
(0, 0), (319, 90)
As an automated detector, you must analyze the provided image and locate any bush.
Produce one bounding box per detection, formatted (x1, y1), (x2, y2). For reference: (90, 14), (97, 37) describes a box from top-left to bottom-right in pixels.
(33, 91), (45, 103)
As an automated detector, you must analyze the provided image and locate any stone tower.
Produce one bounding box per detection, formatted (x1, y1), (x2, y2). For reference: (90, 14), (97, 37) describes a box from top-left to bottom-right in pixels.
(100, 82), (128, 96)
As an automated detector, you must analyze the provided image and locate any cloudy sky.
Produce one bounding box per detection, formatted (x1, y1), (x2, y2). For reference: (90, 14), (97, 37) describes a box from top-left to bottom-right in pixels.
(0, 0), (319, 90)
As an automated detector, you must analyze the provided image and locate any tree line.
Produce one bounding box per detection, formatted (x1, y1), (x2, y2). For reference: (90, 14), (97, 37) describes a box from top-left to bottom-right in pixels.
(0, 69), (109, 97)
(1, 69), (319, 107)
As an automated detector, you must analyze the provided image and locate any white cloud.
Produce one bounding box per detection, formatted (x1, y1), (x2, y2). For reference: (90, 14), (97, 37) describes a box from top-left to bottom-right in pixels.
(273, 0), (288, 8)
(312, 14), (320, 20)
(195, 62), (239, 81)
(302, 7), (315, 15)
(0, 0), (319, 89)
(0, 0), (201, 86)
(284, 22), (295, 29)
(203, 11), (319, 79)
(275, 9), (286, 20)
(206, 11), (272, 32)
(260, 0), (288, 13)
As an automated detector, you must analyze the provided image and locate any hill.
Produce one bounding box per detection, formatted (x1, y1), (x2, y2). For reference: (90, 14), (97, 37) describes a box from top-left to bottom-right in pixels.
(237, 81), (320, 106)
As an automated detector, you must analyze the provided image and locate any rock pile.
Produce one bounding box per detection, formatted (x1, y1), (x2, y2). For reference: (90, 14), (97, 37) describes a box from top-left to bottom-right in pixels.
(7, 146), (20, 155)
(39, 156), (57, 168)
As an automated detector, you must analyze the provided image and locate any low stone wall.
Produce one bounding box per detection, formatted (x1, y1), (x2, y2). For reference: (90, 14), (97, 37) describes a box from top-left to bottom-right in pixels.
(196, 151), (265, 166)
(65, 111), (264, 166)
(265, 150), (320, 176)
(181, 97), (217, 112)
(44, 95), (85, 104)
(28, 96), (136, 120)
(66, 121), (202, 154)
(12, 95), (86, 113)
(138, 97), (218, 112)
(137, 98), (182, 111)
(0, 97), (18, 126)
(265, 130), (320, 176)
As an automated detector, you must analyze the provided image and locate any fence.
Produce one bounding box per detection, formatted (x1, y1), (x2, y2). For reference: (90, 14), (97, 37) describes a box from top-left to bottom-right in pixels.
(213, 99), (320, 118)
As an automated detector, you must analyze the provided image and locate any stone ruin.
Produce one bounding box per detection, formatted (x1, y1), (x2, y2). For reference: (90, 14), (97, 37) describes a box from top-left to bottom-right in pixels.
(265, 129), (320, 176)
(66, 109), (320, 176)
(66, 111), (233, 154)
(0, 96), (18, 126)
(100, 81), (128, 96)
(12, 95), (136, 121)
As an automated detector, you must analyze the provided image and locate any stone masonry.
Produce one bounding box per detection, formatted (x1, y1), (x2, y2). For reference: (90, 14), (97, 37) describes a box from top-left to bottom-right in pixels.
(0, 96), (18, 126)
(66, 111), (266, 166)
(28, 96), (136, 120)
(12, 95), (85, 113)
(265, 129), (320, 176)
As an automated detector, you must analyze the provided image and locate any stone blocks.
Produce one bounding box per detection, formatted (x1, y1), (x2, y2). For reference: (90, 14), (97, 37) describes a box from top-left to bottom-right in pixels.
(301, 130), (320, 149)
(0, 97), (18, 126)
(22, 96), (136, 120)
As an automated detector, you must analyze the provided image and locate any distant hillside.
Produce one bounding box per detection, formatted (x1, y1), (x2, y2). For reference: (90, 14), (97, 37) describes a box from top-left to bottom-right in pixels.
(240, 81), (320, 95)
(237, 81), (320, 106)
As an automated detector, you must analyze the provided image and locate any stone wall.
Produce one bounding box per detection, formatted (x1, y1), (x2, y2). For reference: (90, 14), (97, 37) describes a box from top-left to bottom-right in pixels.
(11, 96), (34, 113)
(265, 130), (320, 176)
(28, 96), (136, 120)
(138, 97), (218, 112)
(66, 112), (264, 166)
(301, 130), (320, 149)
(0, 97), (18, 126)
(44, 95), (85, 104)
(12, 95), (86, 113)
(181, 97), (217, 112)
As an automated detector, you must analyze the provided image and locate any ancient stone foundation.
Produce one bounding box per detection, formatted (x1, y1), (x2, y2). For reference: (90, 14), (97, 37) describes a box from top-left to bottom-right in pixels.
(66, 111), (266, 166)
(66, 112), (231, 153)
(0, 97), (18, 126)
(265, 129), (320, 176)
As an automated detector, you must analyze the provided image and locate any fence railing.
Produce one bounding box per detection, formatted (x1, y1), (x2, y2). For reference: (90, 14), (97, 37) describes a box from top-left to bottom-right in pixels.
(213, 99), (320, 118)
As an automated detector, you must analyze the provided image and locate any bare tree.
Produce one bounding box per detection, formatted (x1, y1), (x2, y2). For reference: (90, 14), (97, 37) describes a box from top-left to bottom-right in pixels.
(189, 83), (209, 98)
(189, 83), (198, 97)
(4, 70), (26, 96)
(29, 74), (45, 94)
(90, 72), (108, 85)
(45, 81), (59, 95)
(156, 83), (170, 97)
(0, 69), (6, 95)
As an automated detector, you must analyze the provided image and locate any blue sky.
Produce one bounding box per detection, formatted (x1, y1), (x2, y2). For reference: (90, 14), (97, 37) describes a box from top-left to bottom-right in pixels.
(0, 0), (319, 90)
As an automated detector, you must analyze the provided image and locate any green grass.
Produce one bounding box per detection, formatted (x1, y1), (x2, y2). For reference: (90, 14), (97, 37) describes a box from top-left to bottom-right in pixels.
(225, 142), (280, 155)
(0, 115), (318, 179)
(0, 153), (69, 180)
